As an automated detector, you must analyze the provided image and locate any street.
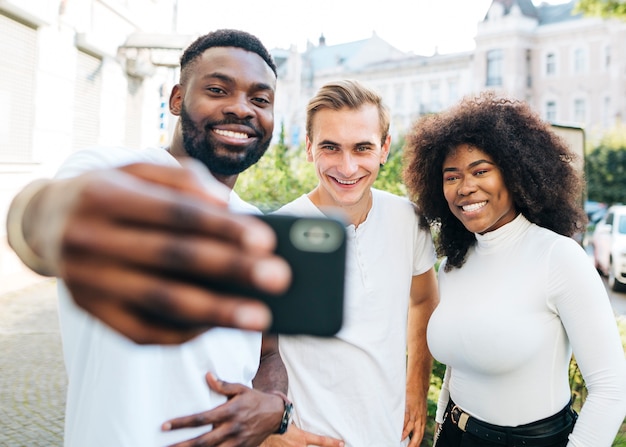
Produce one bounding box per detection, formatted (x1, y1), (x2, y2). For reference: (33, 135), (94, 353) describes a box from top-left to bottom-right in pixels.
(0, 275), (625, 446)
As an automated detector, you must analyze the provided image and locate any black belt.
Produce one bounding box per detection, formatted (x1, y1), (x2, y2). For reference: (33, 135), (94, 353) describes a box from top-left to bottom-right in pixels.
(447, 399), (577, 447)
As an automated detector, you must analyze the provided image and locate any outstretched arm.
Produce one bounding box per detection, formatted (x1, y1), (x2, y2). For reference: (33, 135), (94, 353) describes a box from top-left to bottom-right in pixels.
(7, 162), (291, 344)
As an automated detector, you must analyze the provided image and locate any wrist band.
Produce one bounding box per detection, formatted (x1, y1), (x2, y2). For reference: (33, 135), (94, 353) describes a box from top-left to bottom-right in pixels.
(269, 391), (293, 435)
(6, 179), (58, 276)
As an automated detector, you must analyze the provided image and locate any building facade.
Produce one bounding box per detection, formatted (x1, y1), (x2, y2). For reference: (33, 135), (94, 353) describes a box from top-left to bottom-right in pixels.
(274, 0), (626, 146)
(0, 0), (182, 285)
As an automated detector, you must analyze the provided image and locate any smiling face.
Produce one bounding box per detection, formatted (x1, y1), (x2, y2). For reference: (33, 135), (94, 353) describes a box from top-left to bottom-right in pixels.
(306, 105), (390, 217)
(442, 144), (517, 235)
(171, 46), (276, 177)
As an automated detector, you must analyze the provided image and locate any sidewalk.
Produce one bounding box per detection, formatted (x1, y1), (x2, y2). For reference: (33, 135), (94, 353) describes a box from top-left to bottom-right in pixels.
(0, 239), (50, 296)
(0, 243), (65, 446)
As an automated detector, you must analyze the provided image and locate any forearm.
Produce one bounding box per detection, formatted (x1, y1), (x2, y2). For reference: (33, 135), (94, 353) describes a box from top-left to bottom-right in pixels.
(406, 301), (433, 402)
(253, 335), (288, 394)
(406, 270), (438, 401)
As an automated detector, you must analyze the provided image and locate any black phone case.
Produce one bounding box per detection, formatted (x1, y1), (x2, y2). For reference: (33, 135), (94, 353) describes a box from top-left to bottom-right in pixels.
(256, 214), (346, 336)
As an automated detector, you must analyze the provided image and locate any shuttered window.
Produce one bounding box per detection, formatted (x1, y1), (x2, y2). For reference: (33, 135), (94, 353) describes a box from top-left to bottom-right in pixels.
(73, 51), (102, 151)
(0, 13), (37, 162)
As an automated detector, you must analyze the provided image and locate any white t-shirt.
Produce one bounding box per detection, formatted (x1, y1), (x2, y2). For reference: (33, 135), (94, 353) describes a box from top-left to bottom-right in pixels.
(429, 214), (626, 446)
(276, 189), (436, 447)
(54, 147), (262, 447)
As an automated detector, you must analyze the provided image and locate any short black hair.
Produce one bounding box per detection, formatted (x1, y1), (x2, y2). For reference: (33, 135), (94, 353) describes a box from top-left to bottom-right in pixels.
(179, 29), (277, 84)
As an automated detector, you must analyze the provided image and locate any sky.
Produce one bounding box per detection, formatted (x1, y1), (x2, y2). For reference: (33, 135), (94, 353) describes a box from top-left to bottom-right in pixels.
(176, 0), (571, 56)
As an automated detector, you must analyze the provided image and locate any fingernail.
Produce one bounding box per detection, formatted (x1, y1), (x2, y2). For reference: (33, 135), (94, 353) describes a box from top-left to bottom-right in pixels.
(162, 422), (171, 431)
(251, 258), (291, 293)
(234, 305), (271, 330)
(242, 224), (275, 252)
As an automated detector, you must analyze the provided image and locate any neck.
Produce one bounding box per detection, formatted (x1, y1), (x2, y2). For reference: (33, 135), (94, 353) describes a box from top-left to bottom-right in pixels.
(309, 187), (372, 228)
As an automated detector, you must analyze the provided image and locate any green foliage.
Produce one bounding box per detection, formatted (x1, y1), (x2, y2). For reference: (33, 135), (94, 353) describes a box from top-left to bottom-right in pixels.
(575, 0), (626, 19)
(584, 124), (626, 204)
(373, 137), (407, 197)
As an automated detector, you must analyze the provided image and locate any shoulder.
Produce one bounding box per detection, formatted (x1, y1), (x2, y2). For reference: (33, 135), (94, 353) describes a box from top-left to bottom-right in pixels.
(524, 223), (589, 270)
(229, 190), (261, 214)
(372, 189), (419, 219)
(274, 195), (318, 216)
(55, 147), (178, 179)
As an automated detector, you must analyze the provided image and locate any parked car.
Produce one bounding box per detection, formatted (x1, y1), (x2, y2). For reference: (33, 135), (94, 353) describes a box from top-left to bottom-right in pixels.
(584, 200), (607, 226)
(591, 205), (626, 292)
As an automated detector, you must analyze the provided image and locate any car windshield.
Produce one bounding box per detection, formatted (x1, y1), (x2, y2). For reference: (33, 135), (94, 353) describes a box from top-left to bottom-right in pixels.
(618, 215), (626, 234)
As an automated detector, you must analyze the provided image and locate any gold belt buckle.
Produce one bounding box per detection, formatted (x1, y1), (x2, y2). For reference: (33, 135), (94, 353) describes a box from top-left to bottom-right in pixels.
(451, 405), (470, 432)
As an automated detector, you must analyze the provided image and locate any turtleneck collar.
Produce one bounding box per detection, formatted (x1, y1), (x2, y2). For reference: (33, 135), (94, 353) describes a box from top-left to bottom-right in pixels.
(474, 213), (531, 254)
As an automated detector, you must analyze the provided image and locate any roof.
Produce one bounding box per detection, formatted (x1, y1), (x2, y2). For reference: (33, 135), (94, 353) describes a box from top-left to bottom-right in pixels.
(537, 1), (582, 24)
(302, 33), (406, 73)
(486, 0), (582, 24)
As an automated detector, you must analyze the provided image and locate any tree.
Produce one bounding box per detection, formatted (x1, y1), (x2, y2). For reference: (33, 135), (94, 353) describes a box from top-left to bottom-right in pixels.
(574, 0), (626, 19)
(585, 124), (626, 205)
(372, 136), (407, 197)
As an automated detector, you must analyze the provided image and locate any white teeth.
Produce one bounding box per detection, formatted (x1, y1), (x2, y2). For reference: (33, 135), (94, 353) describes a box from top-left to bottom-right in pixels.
(336, 178), (357, 185)
(214, 129), (249, 139)
(462, 201), (486, 212)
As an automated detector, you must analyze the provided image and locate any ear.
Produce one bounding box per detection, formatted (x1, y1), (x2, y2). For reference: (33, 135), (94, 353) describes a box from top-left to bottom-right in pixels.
(380, 134), (391, 164)
(169, 84), (183, 116)
(305, 136), (314, 162)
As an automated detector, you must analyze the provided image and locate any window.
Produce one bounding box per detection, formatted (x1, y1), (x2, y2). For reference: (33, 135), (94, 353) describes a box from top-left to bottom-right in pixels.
(573, 98), (586, 123)
(603, 96), (611, 127)
(447, 80), (459, 105)
(412, 82), (423, 115)
(394, 84), (405, 111)
(0, 14), (37, 162)
(486, 49), (503, 86)
(546, 101), (557, 122)
(430, 83), (441, 112)
(526, 49), (532, 87)
(546, 53), (556, 76)
(573, 48), (586, 74)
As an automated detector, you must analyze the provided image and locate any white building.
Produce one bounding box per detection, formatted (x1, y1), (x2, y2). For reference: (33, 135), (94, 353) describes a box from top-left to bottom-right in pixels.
(0, 0), (185, 289)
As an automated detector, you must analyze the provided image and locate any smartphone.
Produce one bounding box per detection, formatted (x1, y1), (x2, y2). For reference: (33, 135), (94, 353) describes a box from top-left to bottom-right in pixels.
(171, 214), (346, 337)
(254, 213), (347, 336)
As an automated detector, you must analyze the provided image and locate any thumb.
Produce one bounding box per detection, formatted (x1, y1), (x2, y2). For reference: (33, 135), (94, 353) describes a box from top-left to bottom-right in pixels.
(205, 372), (243, 398)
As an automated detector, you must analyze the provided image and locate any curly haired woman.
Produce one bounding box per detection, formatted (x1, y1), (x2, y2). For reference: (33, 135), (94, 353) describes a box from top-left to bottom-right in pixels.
(403, 91), (626, 447)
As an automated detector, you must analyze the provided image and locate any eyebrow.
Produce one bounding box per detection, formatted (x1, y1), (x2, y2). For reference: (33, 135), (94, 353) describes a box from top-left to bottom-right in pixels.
(442, 159), (495, 172)
(200, 72), (274, 92)
(317, 139), (375, 147)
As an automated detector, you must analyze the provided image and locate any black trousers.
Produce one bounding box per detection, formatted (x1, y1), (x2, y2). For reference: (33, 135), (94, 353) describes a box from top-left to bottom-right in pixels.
(434, 400), (577, 447)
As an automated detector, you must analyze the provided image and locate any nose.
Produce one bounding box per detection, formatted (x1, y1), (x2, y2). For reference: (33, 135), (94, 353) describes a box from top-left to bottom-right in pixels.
(338, 151), (358, 177)
(223, 93), (254, 119)
(457, 176), (477, 196)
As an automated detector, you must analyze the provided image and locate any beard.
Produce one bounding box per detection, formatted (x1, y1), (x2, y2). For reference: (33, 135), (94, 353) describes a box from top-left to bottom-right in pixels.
(179, 105), (271, 176)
